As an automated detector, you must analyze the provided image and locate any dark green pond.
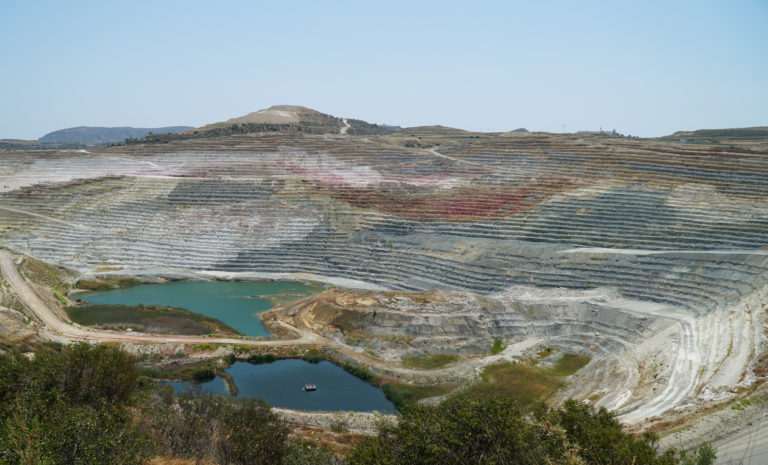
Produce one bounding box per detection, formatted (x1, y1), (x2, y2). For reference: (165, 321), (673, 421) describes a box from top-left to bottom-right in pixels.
(169, 360), (396, 413)
(79, 280), (320, 337)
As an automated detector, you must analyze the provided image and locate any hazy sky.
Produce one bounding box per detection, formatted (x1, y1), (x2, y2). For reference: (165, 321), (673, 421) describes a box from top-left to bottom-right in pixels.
(1, 0), (766, 139)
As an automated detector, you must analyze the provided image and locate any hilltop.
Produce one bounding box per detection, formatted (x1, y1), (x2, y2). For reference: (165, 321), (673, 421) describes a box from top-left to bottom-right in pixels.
(124, 105), (398, 144)
(191, 104), (401, 137)
(195, 105), (342, 130)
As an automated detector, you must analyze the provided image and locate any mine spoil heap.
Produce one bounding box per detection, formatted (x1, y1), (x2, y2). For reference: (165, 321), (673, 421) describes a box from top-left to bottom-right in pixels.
(1, 115), (767, 428)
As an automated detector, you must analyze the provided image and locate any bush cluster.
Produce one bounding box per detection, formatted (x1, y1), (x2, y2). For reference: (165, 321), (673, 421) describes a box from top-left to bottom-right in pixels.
(348, 398), (717, 465)
(0, 344), (337, 465)
(247, 353), (277, 364)
(0, 344), (717, 465)
(342, 363), (378, 383)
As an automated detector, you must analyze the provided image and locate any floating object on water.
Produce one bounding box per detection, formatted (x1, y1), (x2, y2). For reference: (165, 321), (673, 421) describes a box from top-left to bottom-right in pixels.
(303, 384), (317, 391)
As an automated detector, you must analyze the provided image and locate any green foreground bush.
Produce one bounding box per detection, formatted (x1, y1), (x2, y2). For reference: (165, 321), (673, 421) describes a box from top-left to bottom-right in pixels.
(0, 343), (331, 465)
(349, 398), (717, 465)
(0, 344), (716, 465)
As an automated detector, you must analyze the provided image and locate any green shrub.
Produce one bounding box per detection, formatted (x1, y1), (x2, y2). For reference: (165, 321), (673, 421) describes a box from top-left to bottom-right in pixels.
(678, 442), (717, 465)
(53, 290), (68, 305)
(220, 398), (288, 465)
(381, 382), (456, 411)
(490, 338), (505, 354)
(401, 353), (458, 369)
(282, 440), (340, 465)
(191, 369), (216, 382)
(342, 363), (378, 383)
(456, 354), (591, 411)
(348, 397), (688, 465)
(247, 353), (277, 364)
(0, 343), (148, 464)
(302, 349), (323, 364)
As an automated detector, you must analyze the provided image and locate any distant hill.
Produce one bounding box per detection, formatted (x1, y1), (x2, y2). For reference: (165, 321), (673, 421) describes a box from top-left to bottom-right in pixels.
(39, 126), (193, 144)
(393, 125), (476, 137)
(662, 126), (768, 141)
(0, 139), (95, 151)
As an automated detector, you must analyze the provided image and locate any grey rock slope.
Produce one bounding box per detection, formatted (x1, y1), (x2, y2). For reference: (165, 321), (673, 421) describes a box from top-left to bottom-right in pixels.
(0, 129), (766, 427)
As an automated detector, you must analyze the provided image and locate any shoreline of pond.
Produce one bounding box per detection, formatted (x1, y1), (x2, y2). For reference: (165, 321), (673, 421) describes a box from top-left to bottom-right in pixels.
(74, 280), (322, 338)
(167, 359), (398, 414)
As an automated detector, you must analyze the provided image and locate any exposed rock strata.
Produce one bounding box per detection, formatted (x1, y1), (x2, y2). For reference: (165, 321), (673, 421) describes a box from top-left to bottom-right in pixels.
(1, 131), (766, 425)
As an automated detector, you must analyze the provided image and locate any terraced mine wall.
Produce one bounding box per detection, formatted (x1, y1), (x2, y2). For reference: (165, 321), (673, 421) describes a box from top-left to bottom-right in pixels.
(1, 131), (767, 423)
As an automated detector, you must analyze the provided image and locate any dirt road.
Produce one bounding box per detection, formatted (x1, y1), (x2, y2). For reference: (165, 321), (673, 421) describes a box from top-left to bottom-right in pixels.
(0, 248), (525, 381)
(0, 249), (320, 347)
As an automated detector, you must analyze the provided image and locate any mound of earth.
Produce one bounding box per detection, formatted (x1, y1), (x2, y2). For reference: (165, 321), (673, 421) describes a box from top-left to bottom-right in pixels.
(194, 105), (343, 133)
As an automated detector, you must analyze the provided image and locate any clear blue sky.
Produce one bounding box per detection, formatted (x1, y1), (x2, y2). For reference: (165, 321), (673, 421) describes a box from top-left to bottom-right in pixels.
(1, 0), (766, 139)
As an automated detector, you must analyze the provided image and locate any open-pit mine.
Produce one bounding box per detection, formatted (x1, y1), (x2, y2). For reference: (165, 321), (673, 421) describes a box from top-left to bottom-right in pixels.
(1, 106), (767, 458)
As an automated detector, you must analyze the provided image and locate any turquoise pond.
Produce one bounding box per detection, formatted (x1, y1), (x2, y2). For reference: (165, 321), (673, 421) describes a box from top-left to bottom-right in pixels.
(169, 360), (396, 413)
(78, 280), (320, 337)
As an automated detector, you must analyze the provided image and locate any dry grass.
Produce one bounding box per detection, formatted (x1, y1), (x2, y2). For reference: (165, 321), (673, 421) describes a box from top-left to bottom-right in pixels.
(459, 354), (590, 410)
(146, 458), (217, 465)
(18, 257), (71, 293)
(401, 353), (459, 370)
(289, 424), (365, 456)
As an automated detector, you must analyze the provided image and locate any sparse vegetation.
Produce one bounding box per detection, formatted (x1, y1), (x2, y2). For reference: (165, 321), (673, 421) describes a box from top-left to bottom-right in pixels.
(456, 353), (591, 410)
(75, 276), (141, 291)
(345, 119), (399, 136)
(247, 353), (277, 364)
(125, 120), (344, 145)
(67, 303), (239, 336)
(302, 349), (323, 363)
(381, 382), (456, 411)
(341, 363), (378, 384)
(53, 290), (68, 305)
(329, 415), (350, 433)
(490, 338), (505, 354)
(18, 257), (71, 293)
(730, 395), (765, 410)
(192, 368), (216, 382)
(136, 357), (219, 381)
(401, 353), (458, 369)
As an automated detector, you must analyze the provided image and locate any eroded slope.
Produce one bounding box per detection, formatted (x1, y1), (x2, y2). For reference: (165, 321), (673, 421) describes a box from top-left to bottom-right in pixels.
(1, 130), (767, 425)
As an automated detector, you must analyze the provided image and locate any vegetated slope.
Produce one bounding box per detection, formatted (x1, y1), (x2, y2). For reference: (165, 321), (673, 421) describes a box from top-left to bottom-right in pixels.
(39, 126), (193, 144)
(1, 343), (707, 465)
(0, 121), (767, 428)
(0, 139), (71, 150)
(660, 126), (768, 152)
(67, 303), (240, 336)
(194, 105), (344, 133)
(129, 105), (399, 143)
(663, 126), (768, 141)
